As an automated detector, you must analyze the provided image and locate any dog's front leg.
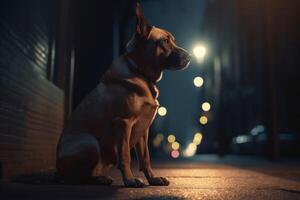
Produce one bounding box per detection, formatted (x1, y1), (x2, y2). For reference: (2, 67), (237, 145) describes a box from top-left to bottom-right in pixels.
(135, 131), (170, 186)
(115, 119), (146, 187)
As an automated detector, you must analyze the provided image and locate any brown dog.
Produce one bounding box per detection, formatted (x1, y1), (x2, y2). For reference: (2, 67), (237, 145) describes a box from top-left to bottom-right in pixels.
(56, 4), (191, 187)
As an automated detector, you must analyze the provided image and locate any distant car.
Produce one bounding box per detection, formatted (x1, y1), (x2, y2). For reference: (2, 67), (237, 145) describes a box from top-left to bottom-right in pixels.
(231, 125), (300, 155)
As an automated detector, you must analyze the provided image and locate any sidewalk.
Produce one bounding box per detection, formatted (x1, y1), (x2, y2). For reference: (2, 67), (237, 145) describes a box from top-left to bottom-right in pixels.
(1, 155), (300, 200)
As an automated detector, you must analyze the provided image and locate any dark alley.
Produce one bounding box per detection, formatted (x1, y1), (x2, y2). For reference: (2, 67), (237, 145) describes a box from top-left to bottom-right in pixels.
(0, 0), (300, 199)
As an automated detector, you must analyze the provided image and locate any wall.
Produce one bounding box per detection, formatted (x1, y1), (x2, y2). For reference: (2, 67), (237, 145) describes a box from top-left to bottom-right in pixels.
(0, 0), (64, 180)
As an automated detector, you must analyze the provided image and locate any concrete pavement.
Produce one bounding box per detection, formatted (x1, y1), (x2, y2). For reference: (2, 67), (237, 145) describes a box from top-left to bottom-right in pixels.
(1, 155), (300, 200)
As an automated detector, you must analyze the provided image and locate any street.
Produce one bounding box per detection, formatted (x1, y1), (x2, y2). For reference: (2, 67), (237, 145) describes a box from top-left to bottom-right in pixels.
(1, 155), (300, 200)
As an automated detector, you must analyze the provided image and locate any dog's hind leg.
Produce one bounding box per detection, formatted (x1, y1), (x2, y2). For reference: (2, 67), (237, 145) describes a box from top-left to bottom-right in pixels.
(92, 160), (114, 185)
(56, 132), (112, 185)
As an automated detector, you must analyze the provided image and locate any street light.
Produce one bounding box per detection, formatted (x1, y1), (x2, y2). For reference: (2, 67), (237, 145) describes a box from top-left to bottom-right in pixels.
(193, 132), (203, 145)
(158, 106), (167, 116)
(202, 102), (211, 111)
(199, 116), (208, 125)
(183, 143), (197, 157)
(193, 45), (207, 63)
(171, 150), (180, 158)
(171, 141), (180, 150)
(167, 134), (176, 143)
(193, 76), (204, 87)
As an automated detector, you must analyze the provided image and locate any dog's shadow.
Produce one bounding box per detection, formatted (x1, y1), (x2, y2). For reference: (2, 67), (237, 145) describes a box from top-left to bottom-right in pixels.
(12, 171), (122, 186)
(3, 171), (119, 199)
(8, 173), (186, 200)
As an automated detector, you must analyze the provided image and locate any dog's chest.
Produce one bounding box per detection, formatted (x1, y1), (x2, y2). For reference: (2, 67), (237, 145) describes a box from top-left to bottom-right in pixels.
(136, 94), (159, 125)
(130, 95), (159, 146)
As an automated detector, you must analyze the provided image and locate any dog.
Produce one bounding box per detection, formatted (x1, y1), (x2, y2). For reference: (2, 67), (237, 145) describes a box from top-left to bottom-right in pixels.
(56, 3), (191, 187)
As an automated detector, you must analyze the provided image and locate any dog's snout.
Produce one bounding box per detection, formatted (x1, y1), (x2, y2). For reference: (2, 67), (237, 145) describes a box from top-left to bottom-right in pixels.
(179, 51), (191, 68)
(182, 53), (192, 64)
(164, 48), (191, 70)
(186, 54), (192, 62)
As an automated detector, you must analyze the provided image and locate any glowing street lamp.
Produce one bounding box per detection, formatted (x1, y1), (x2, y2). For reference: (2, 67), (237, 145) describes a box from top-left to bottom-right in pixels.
(171, 150), (180, 158)
(193, 132), (203, 145)
(167, 134), (176, 143)
(153, 133), (164, 148)
(199, 116), (208, 125)
(171, 141), (180, 150)
(157, 133), (164, 141)
(183, 142), (197, 157)
(193, 76), (204, 88)
(157, 106), (167, 116)
(201, 102), (211, 112)
(193, 45), (207, 63)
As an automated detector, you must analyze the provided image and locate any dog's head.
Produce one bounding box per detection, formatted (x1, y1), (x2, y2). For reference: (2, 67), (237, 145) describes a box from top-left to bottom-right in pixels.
(126, 4), (191, 71)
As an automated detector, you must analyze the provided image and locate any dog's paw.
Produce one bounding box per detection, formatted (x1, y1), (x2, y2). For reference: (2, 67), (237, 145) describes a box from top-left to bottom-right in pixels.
(148, 177), (170, 186)
(91, 176), (114, 185)
(124, 178), (146, 188)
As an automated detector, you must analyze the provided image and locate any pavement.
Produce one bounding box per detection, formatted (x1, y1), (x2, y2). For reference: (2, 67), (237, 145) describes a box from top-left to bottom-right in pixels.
(1, 155), (300, 200)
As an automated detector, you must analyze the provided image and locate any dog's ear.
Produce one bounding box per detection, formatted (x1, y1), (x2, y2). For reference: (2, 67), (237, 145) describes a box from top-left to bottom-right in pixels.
(135, 3), (151, 38)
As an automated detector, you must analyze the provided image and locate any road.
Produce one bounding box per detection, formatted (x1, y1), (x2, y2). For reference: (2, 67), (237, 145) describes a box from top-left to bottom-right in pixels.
(1, 155), (300, 199)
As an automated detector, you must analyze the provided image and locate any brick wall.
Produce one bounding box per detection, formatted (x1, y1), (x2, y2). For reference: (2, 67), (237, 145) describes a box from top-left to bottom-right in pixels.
(0, 0), (64, 180)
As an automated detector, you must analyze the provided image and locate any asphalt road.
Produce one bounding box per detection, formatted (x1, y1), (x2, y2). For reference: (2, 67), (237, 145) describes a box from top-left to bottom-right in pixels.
(1, 155), (300, 200)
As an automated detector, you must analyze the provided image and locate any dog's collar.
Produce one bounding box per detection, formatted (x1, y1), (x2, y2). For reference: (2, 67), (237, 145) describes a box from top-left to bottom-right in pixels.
(124, 55), (159, 98)
(125, 55), (154, 83)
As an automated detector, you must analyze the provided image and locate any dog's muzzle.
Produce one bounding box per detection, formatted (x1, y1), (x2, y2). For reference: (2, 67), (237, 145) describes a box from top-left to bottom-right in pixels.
(165, 48), (191, 70)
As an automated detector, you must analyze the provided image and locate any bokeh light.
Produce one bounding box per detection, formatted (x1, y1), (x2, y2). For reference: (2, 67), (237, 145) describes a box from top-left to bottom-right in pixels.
(157, 106), (167, 116)
(157, 133), (164, 141)
(171, 141), (180, 150)
(183, 143), (197, 157)
(171, 150), (180, 158)
(193, 45), (207, 60)
(193, 76), (204, 87)
(199, 116), (208, 125)
(167, 134), (176, 143)
(188, 143), (197, 151)
(153, 133), (164, 148)
(153, 138), (161, 147)
(193, 132), (203, 145)
(201, 102), (211, 111)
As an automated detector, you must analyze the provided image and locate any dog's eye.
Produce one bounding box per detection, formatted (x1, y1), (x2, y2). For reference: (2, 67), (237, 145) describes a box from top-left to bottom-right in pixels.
(162, 38), (169, 43)
(157, 38), (169, 48)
